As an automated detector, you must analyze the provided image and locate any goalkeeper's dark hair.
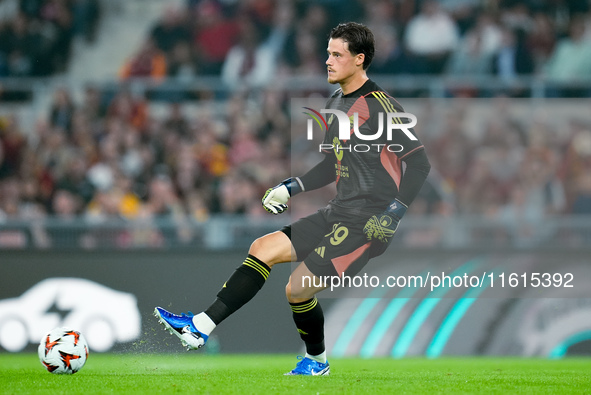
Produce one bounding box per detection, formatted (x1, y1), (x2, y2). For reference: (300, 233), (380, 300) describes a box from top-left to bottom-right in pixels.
(329, 22), (375, 70)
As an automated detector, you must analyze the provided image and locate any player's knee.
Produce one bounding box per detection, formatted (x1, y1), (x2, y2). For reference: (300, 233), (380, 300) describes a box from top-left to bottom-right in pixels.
(285, 279), (309, 303)
(249, 236), (266, 257)
(285, 281), (300, 303)
(248, 232), (290, 267)
(249, 235), (274, 262)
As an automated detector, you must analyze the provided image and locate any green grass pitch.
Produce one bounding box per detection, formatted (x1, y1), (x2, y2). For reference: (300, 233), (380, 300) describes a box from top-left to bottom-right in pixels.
(1, 354), (590, 394)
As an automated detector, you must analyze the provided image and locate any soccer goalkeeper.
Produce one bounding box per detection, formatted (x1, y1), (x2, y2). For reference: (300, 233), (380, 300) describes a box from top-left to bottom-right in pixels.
(155, 22), (430, 376)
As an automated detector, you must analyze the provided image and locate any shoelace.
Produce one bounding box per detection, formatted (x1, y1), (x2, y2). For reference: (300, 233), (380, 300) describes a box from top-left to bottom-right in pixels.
(294, 356), (314, 372)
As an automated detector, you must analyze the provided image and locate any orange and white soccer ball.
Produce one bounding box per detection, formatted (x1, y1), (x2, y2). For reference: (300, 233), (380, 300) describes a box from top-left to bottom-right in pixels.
(38, 327), (89, 374)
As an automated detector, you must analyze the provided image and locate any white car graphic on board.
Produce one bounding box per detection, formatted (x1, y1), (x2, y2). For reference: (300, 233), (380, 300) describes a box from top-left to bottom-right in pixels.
(0, 278), (141, 352)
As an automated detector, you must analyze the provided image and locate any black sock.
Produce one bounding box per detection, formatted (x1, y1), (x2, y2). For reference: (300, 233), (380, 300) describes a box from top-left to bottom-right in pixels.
(290, 297), (325, 356)
(205, 254), (271, 325)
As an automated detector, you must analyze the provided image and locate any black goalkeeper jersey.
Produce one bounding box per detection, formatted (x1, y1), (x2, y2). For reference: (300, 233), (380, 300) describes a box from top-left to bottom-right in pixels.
(318, 79), (426, 220)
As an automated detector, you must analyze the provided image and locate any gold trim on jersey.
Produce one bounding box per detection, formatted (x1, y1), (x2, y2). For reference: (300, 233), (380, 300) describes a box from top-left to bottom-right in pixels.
(371, 92), (402, 125)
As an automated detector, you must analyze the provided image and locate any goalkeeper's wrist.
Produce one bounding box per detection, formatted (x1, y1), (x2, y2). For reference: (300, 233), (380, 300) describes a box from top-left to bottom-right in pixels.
(385, 198), (407, 219)
(281, 177), (305, 197)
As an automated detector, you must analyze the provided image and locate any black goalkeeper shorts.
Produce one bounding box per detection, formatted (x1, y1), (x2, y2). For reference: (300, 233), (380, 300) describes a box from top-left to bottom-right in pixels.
(281, 207), (390, 278)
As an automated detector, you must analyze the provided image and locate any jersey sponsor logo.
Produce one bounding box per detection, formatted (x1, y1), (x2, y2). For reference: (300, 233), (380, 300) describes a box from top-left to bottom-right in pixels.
(335, 163), (349, 179)
(332, 136), (344, 161)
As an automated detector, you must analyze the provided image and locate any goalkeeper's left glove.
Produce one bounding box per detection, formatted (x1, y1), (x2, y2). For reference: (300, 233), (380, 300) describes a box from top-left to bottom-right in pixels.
(262, 177), (304, 215)
(363, 198), (408, 243)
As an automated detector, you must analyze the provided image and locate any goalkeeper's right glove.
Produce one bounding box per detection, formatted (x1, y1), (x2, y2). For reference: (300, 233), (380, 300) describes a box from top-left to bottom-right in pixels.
(262, 177), (304, 215)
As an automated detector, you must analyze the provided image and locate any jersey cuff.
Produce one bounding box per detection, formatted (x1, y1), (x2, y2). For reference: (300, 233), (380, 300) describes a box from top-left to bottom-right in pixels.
(294, 177), (306, 192)
(393, 198), (408, 208)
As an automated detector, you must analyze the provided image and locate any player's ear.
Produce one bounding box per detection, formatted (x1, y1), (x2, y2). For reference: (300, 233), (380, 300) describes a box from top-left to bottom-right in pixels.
(356, 53), (365, 68)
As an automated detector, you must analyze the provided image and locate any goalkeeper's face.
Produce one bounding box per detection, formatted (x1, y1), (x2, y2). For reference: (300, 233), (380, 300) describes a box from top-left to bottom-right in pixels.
(326, 38), (364, 85)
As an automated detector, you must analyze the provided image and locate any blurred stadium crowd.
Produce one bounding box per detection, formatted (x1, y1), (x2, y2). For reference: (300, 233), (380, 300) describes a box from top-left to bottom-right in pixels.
(1, 0), (591, 246)
(0, 0), (100, 77)
(116, 0), (591, 92)
(2, 0), (589, 83)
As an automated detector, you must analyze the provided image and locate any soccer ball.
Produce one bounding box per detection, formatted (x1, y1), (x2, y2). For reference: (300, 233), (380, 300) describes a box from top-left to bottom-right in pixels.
(38, 327), (89, 374)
